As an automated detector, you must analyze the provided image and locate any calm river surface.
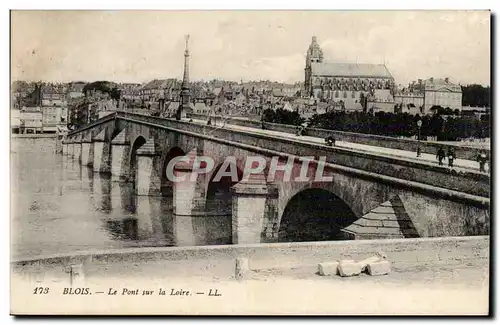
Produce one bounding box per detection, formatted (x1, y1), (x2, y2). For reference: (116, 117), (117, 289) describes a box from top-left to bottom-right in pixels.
(11, 137), (187, 260)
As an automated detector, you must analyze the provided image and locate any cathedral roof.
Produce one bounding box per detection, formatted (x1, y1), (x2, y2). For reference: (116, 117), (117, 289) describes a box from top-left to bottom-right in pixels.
(311, 62), (393, 79)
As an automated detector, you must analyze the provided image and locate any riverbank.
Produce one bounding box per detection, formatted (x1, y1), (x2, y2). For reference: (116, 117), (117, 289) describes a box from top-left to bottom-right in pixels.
(11, 133), (57, 139)
(11, 236), (489, 315)
(12, 235), (489, 269)
(11, 249), (489, 315)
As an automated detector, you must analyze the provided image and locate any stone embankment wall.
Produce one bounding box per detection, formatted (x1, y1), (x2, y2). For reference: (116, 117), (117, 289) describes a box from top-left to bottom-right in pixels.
(12, 236), (489, 273)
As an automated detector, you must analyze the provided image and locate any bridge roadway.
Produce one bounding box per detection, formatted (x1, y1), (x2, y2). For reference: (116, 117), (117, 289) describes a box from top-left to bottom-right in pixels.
(188, 118), (484, 173)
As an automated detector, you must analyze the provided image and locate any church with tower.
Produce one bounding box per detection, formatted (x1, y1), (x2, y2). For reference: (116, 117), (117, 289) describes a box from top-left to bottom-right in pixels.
(304, 36), (395, 110)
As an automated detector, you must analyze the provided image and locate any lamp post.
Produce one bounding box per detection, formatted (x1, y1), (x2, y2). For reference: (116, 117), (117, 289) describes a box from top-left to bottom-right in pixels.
(416, 119), (422, 157)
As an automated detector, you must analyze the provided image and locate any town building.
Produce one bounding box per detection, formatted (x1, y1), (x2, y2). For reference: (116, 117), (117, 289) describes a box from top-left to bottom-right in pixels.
(394, 91), (425, 115)
(41, 84), (69, 133)
(422, 77), (462, 113)
(11, 109), (21, 133)
(67, 82), (86, 99)
(42, 106), (67, 132)
(304, 36), (395, 110)
(393, 78), (463, 115)
(140, 79), (181, 111)
(19, 106), (43, 134)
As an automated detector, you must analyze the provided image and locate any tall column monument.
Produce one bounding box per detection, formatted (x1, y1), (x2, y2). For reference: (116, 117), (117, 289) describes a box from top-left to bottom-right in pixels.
(176, 34), (191, 120)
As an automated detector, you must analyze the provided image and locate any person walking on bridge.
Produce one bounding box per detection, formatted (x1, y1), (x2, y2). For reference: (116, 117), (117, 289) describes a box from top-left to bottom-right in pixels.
(477, 150), (488, 172)
(447, 147), (456, 168)
(436, 146), (446, 166)
(325, 135), (336, 146)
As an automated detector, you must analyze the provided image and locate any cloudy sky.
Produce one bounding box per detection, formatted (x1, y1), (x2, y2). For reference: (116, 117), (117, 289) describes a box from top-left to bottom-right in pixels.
(11, 10), (490, 86)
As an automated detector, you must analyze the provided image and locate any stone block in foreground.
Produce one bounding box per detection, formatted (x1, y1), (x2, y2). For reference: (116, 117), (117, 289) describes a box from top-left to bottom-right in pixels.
(338, 260), (362, 277)
(367, 260), (392, 276)
(235, 257), (249, 281)
(317, 262), (339, 276)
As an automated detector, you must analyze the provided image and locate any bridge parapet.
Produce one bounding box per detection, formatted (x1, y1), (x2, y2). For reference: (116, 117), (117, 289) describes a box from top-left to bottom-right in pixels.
(188, 113), (490, 161)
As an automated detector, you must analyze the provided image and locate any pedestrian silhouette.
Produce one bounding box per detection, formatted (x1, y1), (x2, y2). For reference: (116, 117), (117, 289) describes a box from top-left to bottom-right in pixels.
(325, 135), (336, 146)
(436, 147), (446, 166)
(477, 150), (488, 172)
(447, 147), (456, 167)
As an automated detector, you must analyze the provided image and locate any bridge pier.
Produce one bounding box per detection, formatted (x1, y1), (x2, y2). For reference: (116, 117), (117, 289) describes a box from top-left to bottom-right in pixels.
(135, 139), (162, 196)
(68, 141), (74, 158)
(81, 134), (94, 167)
(110, 130), (130, 181)
(231, 173), (274, 245)
(62, 142), (68, 156)
(171, 154), (198, 246)
(172, 150), (214, 246)
(72, 139), (80, 160)
(135, 196), (167, 241)
(93, 129), (111, 173)
(74, 140), (82, 164)
(172, 150), (198, 217)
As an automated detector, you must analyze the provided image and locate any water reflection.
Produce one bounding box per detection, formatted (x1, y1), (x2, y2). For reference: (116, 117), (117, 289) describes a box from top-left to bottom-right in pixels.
(105, 218), (138, 240)
(12, 137), (233, 259)
(85, 169), (176, 247)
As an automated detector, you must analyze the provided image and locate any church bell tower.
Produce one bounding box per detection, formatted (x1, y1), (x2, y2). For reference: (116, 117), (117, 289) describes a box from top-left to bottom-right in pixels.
(304, 36), (324, 96)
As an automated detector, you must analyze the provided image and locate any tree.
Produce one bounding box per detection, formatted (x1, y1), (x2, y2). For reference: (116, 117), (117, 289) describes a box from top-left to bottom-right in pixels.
(429, 105), (443, 115)
(83, 81), (112, 95)
(462, 84), (490, 107)
(261, 108), (275, 123)
(359, 92), (367, 112)
(110, 87), (121, 101)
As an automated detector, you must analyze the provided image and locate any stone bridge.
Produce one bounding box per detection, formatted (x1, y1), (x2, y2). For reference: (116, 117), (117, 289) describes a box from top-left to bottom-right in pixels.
(63, 112), (490, 245)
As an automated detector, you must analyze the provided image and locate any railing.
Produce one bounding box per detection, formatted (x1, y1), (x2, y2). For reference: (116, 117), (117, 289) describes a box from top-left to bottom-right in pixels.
(187, 113), (490, 161)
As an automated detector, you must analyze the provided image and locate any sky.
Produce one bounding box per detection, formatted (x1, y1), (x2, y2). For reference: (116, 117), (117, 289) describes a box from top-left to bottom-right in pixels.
(10, 10), (491, 86)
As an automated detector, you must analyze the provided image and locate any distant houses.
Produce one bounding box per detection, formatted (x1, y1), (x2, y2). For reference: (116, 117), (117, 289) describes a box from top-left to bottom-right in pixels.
(10, 74), (488, 134)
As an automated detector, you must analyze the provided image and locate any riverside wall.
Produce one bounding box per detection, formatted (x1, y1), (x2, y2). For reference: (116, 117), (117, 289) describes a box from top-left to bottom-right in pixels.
(12, 236), (489, 273)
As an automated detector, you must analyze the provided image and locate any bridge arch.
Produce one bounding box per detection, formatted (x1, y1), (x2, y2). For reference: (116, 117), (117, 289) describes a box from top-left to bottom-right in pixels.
(161, 146), (186, 196)
(205, 161), (244, 214)
(129, 135), (147, 182)
(278, 188), (358, 242)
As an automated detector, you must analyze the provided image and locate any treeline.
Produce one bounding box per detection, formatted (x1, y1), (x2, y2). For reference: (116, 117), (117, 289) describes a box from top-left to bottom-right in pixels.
(309, 111), (490, 140)
(83, 81), (121, 100)
(263, 109), (490, 141)
(462, 84), (490, 107)
(262, 108), (305, 126)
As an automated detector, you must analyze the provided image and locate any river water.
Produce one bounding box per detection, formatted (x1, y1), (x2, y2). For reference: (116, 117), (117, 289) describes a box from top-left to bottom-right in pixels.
(11, 137), (231, 260)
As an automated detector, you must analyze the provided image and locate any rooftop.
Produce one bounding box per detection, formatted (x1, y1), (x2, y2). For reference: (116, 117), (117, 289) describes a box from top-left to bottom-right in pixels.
(311, 62), (393, 79)
(142, 79), (180, 90)
(424, 78), (462, 92)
